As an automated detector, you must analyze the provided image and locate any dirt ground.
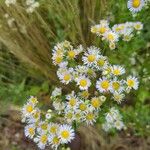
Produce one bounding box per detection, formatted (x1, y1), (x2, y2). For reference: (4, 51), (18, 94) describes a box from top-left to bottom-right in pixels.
(0, 107), (150, 150)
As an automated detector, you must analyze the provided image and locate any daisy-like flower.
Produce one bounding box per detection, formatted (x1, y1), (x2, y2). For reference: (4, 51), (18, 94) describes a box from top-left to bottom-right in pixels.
(109, 42), (116, 50)
(82, 46), (100, 67)
(111, 65), (125, 76)
(25, 124), (36, 139)
(122, 33), (133, 42)
(110, 78), (124, 93)
(127, 0), (145, 13)
(28, 96), (38, 105)
(95, 55), (108, 70)
(79, 90), (90, 99)
(66, 91), (79, 109)
(48, 123), (59, 135)
(96, 77), (111, 93)
(126, 76), (139, 90)
(26, 108), (41, 123)
(58, 124), (75, 144)
(37, 121), (48, 133)
(22, 102), (35, 117)
(91, 97), (102, 109)
(84, 109), (97, 125)
(76, 76), (91, 90)
(57, 68), (73, 84)
(113, 91), (125, 104)
(64, 110), (75, 123)
(67, 49), (78, 59)
(48, 135), (61, 150)
(133, 22), (143, 30)
(34, 133), (48, 149)
(114, 120), (125, 130)
(104, 31), (119, 43)
(52, 53), (64, 66)
(78, 101), (88, 112)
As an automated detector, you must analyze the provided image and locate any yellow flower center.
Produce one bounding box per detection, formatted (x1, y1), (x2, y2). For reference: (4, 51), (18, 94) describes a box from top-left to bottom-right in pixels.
(50, 126), (57, 134)
(61, 130), (70, 139)
(80, 79), (88, 87)
(88, 55), (96, 62)
(112, 82), (120, 90)
(55, 56), (63, 64)
(52, 136), (59, 144)
(68, 50), (76, 59)
(41, 123), (48, 130)
(79, 103), (87, 111)
(69, 98), (76, 106)
(26, 105), (33, 113)
(81, 91), (89, 98)
(132, 0), (141, 8)
(41, 135), (48, 144)
(86, 113), (94, 120)
(127, 79), (135, 87)
(91, 98), (101, 108)
(29, 128), (34, 135)
(101, 80), (110, 90)
(135, 24), (141, 29)
(64, 74), (71, 81)
(33, 112), (40, 119)
(66, 112), (73, 119)
(108, 33), (115, 41)
(97, 59), (105, 67)
(99, 27), (106, 34)
(113, 69), (121, 75)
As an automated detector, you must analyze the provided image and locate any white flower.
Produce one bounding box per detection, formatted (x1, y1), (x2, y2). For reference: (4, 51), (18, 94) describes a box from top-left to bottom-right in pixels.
(110, 78), (124, 93)
(91, 97), (102, 109)
(52, 53), (64, 66)
(22, 102), (35, 117)
(58, 124), (75, 144)
(84, 109), (97, 125)
(104, 31), (119, 42)
(76, 76), (91, 90)
(66, 91), (79, 109)
(111, 65), (125, 76)
(45, 113), (52, 120)
(34, 133), (48, 149)
(51, 87), (62, 97)
(113, 91), (125, 104)
(126, 76), (139, 90)
(82, 46), (100, 67)
(28, 96), (38, 105)
(57, 68), (73, 84)
(127, 0), (145, 13)
(95, 55), (108, 70)
(133, 22), (143, 30)
(25, 124), (36, 139)
(96, 77), (111, 93)
(37, 122), (48, 133)
(48, 135), (60, 150)
(48, 123), (59, 135)
(114, 120), (125, 130)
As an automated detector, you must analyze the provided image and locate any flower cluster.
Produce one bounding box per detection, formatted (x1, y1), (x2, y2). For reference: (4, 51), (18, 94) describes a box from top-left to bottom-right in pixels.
(102, 107), (125, 131)
(51, 89), (106, 125)
(22, 96), (75, 150)
(91, 20), (143, 50)
(52, 41), (139, 104)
